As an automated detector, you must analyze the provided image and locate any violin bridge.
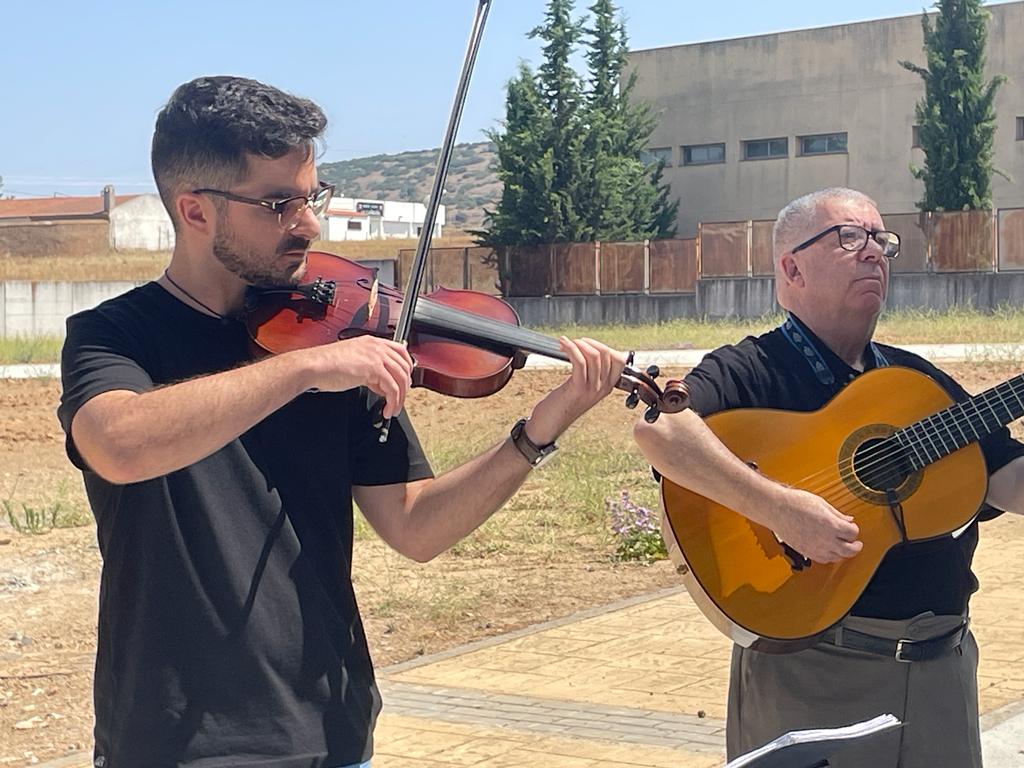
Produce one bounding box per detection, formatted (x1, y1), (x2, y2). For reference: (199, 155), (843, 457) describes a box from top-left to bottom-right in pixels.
(368, 277), (379, 318)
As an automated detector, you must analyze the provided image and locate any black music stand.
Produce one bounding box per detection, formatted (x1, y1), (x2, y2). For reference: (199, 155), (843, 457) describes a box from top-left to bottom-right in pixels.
(723, 714), (902, 768)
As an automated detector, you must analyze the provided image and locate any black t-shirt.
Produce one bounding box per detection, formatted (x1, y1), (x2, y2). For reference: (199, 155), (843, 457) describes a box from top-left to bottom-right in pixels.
(681, 315), (1024, 620)
(57, 282), (433, 768)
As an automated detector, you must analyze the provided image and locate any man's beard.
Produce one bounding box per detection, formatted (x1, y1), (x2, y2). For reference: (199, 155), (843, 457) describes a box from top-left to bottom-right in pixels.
(212, 223), (311, 288)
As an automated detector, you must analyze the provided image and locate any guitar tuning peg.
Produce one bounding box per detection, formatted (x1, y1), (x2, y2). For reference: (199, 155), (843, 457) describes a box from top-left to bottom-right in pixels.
(625, 390), (640, 409)
(646, 364), (660, 379)
(644, 406), (660, 423)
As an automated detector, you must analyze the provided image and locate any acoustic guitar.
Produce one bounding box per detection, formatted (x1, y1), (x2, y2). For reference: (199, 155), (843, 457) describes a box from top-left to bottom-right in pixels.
(661, 365), (1024, 653)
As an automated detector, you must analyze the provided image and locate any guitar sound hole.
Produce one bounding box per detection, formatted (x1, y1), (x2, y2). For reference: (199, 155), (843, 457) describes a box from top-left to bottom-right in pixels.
(852, 437), (912, 493)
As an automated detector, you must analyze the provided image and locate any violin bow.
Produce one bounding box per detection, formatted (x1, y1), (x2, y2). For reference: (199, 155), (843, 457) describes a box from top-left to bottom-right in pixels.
(378, 0), (493, 442)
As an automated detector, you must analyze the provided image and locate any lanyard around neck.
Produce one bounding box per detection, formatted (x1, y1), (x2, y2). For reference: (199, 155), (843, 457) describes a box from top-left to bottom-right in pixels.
(779, 314), (888, 387)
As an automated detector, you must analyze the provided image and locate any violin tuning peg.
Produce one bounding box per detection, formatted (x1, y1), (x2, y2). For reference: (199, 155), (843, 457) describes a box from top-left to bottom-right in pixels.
(624, 390), (640, 409)
(644, 406), (661, 424)
(646, 364), (660, 379)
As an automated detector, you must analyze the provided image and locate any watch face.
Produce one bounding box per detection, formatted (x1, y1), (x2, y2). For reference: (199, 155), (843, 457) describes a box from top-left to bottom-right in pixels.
(534, 448), (557, 469)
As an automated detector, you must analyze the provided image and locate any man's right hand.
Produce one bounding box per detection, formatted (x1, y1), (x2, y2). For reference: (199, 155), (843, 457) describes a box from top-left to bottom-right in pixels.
(298, 335), (414, 418)
(760, 486), (863, 564)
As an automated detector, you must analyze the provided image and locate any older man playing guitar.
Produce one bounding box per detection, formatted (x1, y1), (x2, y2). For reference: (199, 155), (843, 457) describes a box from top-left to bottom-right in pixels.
(635, 187), (1024, 768)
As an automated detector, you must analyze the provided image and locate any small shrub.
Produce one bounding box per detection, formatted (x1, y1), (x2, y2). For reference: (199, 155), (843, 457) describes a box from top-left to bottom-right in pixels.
(607, 490), (666, 563)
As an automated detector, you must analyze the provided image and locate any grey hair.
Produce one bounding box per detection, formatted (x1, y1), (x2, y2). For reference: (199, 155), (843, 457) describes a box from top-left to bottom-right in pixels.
(773, 187), (878, 264)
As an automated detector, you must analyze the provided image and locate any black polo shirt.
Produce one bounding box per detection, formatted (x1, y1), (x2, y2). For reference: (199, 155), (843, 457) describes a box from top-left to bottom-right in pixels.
(58, 282), (433, 768)
(681, 315), (1024, 620)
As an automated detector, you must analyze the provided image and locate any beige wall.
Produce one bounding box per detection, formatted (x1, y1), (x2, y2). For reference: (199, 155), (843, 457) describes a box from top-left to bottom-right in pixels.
(627, 2), (1024, 236)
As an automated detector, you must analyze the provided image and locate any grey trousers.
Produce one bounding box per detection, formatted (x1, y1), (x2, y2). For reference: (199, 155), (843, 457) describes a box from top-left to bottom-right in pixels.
(726, 613), (980, 768)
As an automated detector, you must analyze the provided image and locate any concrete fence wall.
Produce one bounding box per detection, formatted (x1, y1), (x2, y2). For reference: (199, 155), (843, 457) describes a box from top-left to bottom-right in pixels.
(4, 271), (1024, 337)
(0, 258), (398, 337)
(508, 272), (1024, 326)
(0, 281), (143, 336)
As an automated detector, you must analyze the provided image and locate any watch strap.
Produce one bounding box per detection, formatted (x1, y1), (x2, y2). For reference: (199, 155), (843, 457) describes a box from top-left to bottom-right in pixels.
(510, 418), (557, 467)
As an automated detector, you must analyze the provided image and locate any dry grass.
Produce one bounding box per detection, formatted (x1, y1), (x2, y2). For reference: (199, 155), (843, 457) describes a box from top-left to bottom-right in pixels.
(0, 233), (479, 282)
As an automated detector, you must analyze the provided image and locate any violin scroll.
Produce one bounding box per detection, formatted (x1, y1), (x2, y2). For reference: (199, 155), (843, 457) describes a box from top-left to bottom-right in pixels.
(618, 361), (690, 423)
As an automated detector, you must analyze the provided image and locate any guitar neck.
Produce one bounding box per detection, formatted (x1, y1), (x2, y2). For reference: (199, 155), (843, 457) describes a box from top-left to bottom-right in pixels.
(896, 372), (1024, 470)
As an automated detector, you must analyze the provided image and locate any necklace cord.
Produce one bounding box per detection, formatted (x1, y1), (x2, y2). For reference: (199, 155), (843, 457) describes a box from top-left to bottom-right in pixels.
(162, 271), (225, 320)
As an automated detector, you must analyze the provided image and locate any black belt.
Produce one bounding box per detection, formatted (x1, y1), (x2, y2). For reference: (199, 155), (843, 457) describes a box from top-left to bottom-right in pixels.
(822, 620), (968, 663)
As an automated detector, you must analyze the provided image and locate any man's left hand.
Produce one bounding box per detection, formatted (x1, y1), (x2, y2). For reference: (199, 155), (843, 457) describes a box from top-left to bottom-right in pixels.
(524, 337), (627, 445)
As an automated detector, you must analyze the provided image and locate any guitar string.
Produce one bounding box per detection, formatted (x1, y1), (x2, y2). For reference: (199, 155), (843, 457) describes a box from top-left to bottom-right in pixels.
(775, 381), (1023, 499)
(753, 377), (1024, 503)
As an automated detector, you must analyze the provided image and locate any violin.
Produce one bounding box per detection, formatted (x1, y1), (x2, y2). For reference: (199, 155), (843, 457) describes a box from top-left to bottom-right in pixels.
(244, 250), (690, 421)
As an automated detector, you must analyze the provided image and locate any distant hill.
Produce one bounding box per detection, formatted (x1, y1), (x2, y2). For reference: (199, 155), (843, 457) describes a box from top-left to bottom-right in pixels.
(318, 141), (499, 230)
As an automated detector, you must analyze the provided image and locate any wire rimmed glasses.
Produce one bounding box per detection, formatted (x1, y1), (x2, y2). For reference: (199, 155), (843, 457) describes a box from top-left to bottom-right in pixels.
(192, 181), (336, 231)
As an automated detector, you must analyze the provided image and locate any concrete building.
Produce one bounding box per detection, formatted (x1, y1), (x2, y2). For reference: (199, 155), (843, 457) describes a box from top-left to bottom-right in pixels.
(322, 196), (445, 241)
(627, 1), (1024, 236)
(0, 185), (174, 256)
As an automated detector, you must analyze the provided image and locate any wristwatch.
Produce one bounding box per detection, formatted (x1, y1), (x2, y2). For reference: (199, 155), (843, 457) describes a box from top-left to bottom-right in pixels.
(510, 418), (559, 468)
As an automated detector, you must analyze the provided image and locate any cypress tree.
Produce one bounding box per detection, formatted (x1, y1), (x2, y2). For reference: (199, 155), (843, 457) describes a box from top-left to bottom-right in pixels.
(479, 64), (557, 246)
(530, 0), (588, 241)
(900, 0), (1005, 210)
(480, 0), (678, 247)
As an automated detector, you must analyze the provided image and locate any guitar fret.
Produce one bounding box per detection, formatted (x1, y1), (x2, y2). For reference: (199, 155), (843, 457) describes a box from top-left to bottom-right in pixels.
(996, 380), (1024, 423)
(996, 385), (1014, 424)
(933, 412), (959, 454)
(949, 403), (972, 447)
(980, 389), (1003, 431)
(968, 397), (991, 438)
(1008, 379), (1024, 413)
(896, 429), (924, 471)
(913, 419), (941, 464)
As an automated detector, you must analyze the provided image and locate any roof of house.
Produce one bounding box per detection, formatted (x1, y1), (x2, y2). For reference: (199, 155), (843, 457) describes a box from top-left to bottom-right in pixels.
(325, 209), (368, 218)
(0, 193), (140, 220)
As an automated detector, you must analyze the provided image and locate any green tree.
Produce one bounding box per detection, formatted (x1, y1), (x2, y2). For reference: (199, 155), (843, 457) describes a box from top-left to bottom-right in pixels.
(529, 0), (588, 241)
(900, 0), (1005, 211)
(480, 0), (677, 247)
(580, 0), (677, 239)
(479, 63), (558, 246)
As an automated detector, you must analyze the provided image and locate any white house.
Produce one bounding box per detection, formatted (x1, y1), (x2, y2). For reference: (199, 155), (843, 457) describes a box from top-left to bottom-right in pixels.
(322, 196), (445, 241)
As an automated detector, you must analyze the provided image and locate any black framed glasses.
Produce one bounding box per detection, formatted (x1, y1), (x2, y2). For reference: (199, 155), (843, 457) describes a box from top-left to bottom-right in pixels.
(192, 180), (336, 231)
(792, 224), (901, 259)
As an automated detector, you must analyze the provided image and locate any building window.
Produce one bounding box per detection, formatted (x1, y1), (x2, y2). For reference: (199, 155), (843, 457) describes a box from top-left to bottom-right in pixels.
(742, 137), (788, 160)
(798, 132), (848, 156)
(347, 220), (362, 231)
(682, 143), (726, 165)
(640, 146), (673, 166)
(912, 125), (921, 148)
(1017, 117), (1024, 140)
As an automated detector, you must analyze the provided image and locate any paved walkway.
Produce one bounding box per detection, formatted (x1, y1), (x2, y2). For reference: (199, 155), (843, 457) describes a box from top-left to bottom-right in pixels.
(36, 511), (1024, 767)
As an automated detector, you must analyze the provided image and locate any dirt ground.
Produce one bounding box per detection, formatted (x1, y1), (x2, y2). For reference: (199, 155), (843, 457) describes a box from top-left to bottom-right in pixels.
(0, 372), (682, 765)
(2, 363), (1023, 765)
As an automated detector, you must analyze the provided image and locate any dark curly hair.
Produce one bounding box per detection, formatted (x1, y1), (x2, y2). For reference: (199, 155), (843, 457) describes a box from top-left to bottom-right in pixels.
(151, 76), (327, 226)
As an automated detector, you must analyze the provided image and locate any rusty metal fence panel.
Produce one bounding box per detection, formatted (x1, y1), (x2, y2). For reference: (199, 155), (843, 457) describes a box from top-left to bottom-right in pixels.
(503, 245), (552, 296)
(431, 248), (465, 289)
(649, 238), (697, 293)
(930, 211), (994, 272)
(600, 241), (645, 293)
(466, 246), (500, 293)
(883, 213), (928, 273)
(700, 221), (748, 277)
(751, 220), (774, 277)
(997, 208), (1024, 271)
(552, 242), (597, 295)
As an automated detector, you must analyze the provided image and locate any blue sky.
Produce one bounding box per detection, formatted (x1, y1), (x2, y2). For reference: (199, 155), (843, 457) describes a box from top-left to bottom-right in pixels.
(0, 0), (959, 197)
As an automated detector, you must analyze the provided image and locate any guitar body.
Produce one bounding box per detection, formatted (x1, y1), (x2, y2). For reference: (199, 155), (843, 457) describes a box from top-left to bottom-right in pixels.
(661, 366), (989, 653)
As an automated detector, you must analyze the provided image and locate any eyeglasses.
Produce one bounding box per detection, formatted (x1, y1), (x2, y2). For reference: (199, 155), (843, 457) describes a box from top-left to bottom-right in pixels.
(192, 181), (336, 231)
(792, 224), (901, 259)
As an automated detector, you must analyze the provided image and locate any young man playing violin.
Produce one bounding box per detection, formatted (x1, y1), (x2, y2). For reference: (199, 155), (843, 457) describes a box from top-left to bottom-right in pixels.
(58, 76), (627, 768)
(634, 187), (1024, 768)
